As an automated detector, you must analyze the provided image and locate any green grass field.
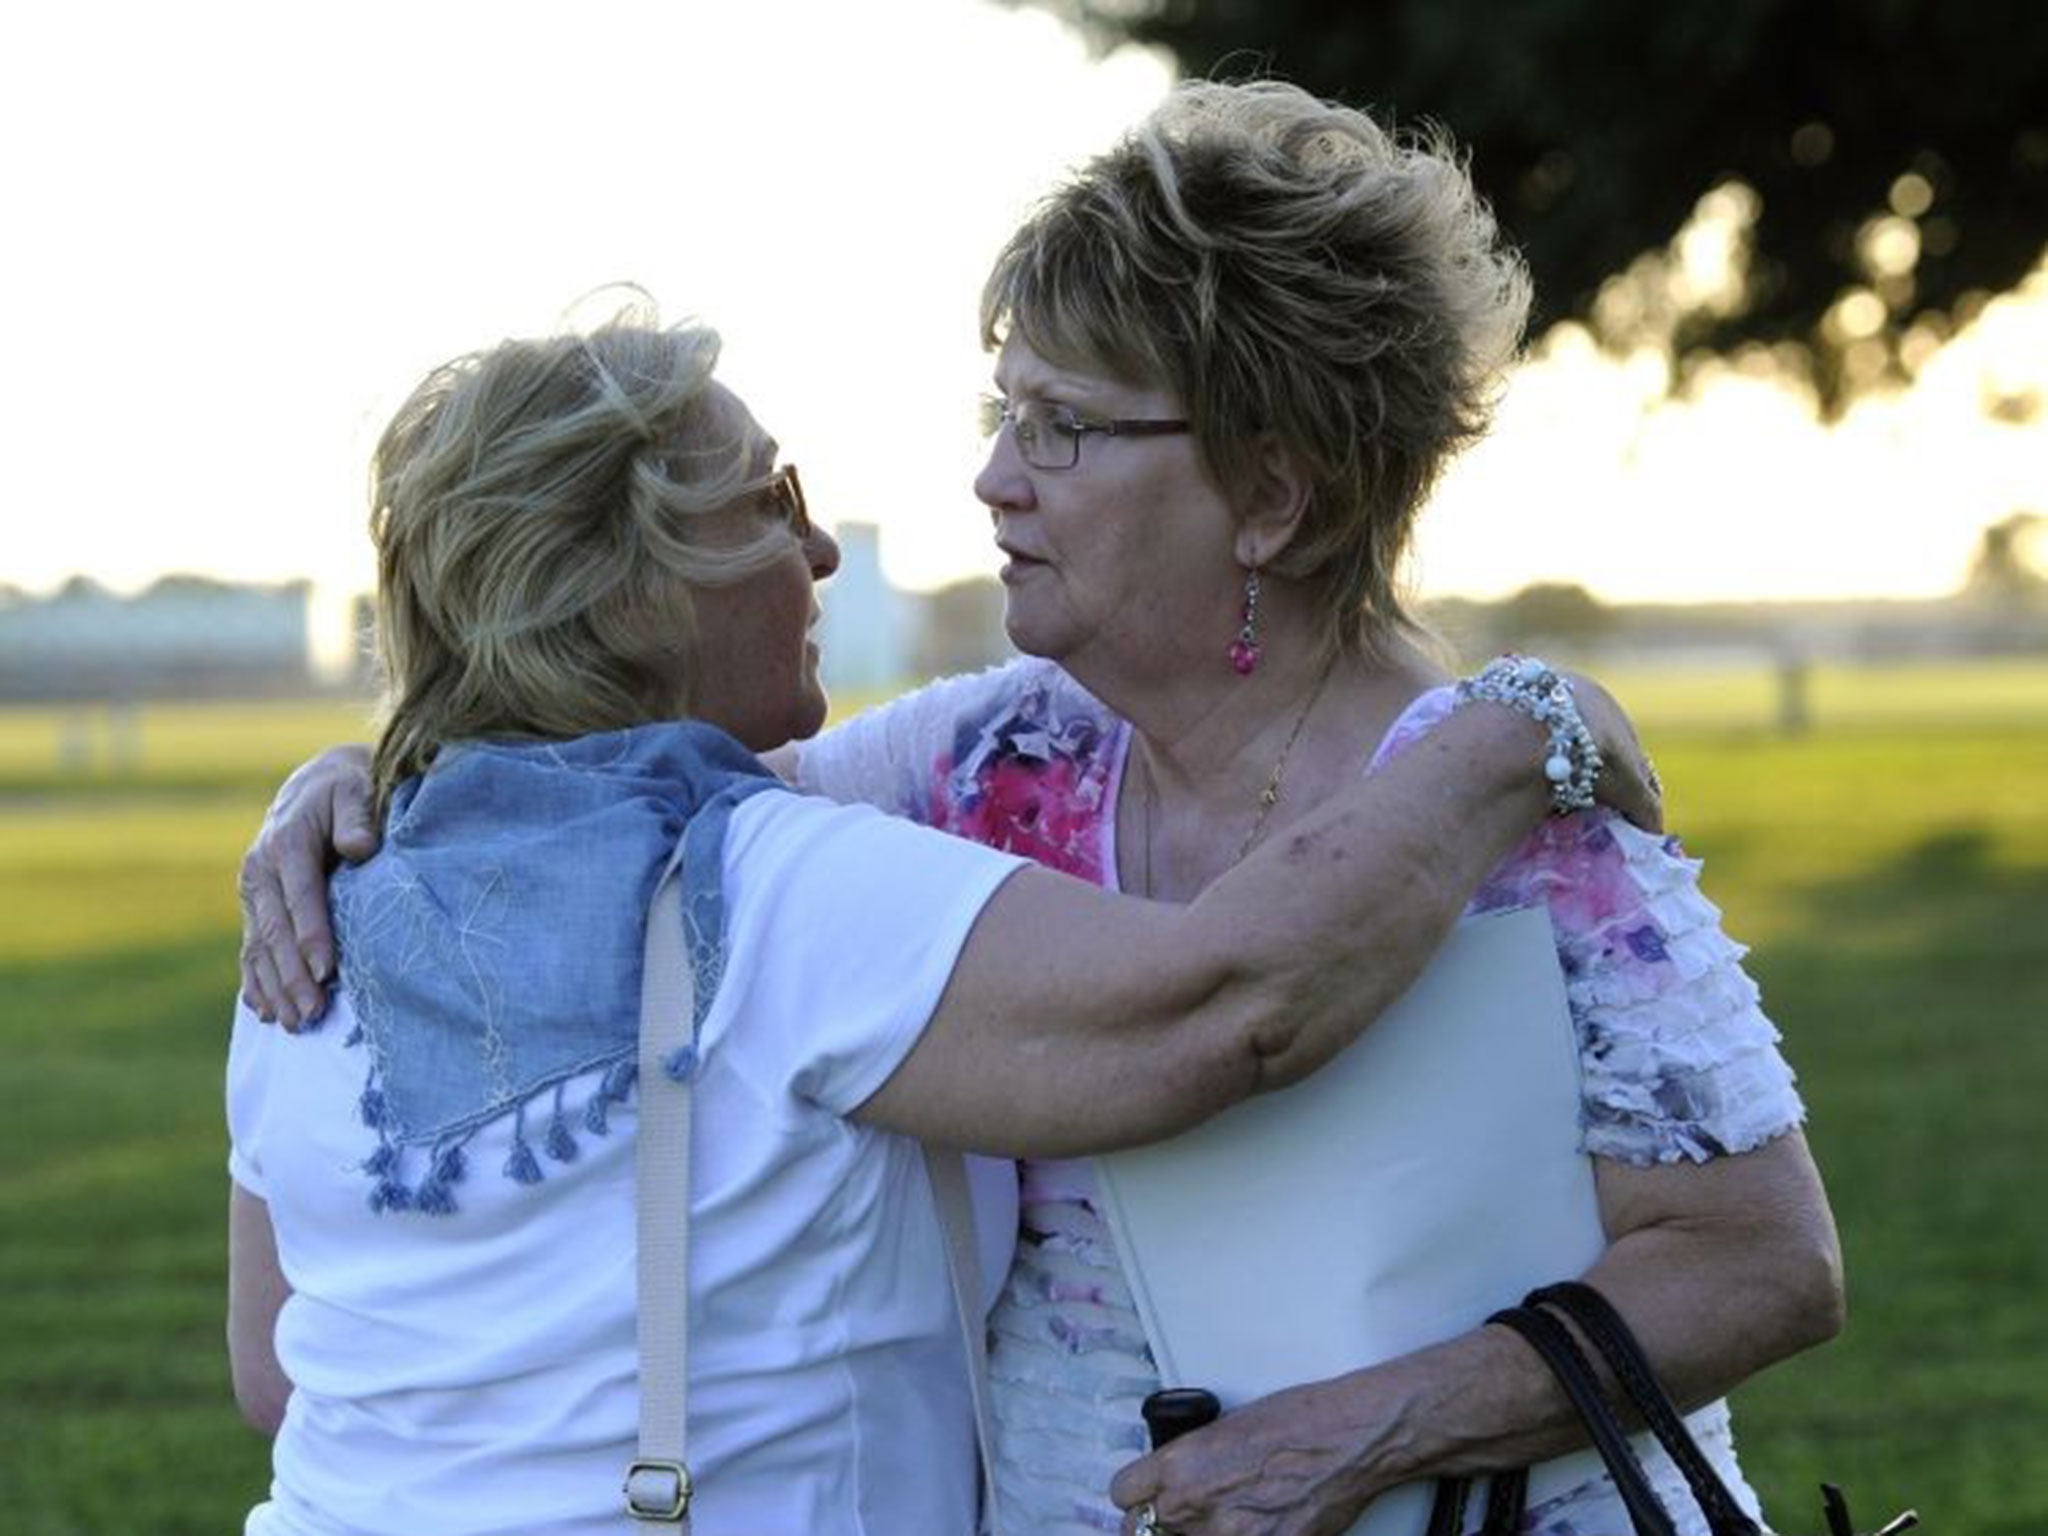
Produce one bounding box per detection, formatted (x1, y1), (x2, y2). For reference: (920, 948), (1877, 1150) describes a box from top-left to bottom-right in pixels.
(2, 663), (2043, 1533)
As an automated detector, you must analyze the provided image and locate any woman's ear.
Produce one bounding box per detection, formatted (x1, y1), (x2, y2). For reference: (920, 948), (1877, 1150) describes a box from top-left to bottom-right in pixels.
(1232, 433), (1313, 569)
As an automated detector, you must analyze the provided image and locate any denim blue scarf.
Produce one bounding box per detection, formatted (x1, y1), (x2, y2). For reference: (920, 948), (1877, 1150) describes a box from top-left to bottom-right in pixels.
(328, 721), (780, 1214)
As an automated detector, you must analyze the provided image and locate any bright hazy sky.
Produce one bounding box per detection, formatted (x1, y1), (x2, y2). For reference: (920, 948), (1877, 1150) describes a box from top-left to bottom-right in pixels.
(5, 0), (2044, 655)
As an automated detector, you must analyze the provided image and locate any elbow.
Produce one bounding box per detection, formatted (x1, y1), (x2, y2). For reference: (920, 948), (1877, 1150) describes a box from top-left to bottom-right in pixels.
(1790, 1226), (1848, 1352)
(1228, 951), (1379, 1097)
(1733, 1135), (1848, 1362)
(1173, 859), (1443, 1107)
(1175, 946), (1295, 1099)
(232, 1366), (291, 1438)
(228, 1315), (292, 1437)
(1124, 971), (1287, 1143)
(1149, 883), (1439, 1128)
(1750, 1216), (1846, 1365)
(1777, 1172), (1849, 1354)
(1149, 996), (1273, 1137)
(241, 1395), (288, 1440)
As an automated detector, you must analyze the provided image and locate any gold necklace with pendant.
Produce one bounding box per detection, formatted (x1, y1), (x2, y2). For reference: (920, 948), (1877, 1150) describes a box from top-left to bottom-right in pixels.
(1137, 653), (1338, 898)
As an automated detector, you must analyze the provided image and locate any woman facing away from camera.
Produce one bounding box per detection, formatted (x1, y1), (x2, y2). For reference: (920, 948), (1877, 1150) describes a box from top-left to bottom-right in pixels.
(224, 308), (1660, 1536)
(239, 84), (1843, 1536)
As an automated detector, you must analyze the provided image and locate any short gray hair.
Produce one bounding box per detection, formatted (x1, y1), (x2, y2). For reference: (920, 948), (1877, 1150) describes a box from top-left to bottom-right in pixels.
(982, 80), (1531, 652)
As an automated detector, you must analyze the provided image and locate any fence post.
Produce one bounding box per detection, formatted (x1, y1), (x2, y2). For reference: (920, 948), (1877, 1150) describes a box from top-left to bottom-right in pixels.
(1774, 649), (1811, 735)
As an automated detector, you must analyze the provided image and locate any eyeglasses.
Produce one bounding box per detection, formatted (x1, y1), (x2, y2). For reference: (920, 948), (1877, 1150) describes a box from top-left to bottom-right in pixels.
(978, 395), (1191, 471)
(760, 463), (814, 541)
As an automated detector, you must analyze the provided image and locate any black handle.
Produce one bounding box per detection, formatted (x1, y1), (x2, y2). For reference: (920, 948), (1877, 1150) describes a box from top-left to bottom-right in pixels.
(1142, 1388), (1221, 1449)
(1491, 1306), (1679, 1536)
(1527, 1282), (1761, 1536)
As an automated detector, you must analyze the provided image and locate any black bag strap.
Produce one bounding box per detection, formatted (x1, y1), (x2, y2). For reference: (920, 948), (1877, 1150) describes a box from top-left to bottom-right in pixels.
(1489, 1305), (1679, 1536)
(1494, 1281), (1917, 1536)
(1480, 1465), (1529, 1535)
(1426, 1466), (1526, 1536)
(1425, 1476), (1470, 1536)
(1527, 1282), (1763, 1536)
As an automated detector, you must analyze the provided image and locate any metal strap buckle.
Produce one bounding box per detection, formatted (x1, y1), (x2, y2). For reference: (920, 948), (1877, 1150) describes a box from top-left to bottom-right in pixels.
(624, 1459), (692, 1522)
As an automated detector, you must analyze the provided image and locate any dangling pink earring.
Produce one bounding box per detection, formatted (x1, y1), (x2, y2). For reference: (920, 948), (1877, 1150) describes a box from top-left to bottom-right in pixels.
(1228, 567), (1263, 676)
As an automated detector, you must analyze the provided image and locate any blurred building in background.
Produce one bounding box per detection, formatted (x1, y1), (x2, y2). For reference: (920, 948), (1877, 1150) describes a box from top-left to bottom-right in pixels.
(816, 523), (913, 693)
(0, 575), (312, 700)
(7, 511), (2038, 706)
(817, 522), (1013, 695)
(912, 576), (1013, 681)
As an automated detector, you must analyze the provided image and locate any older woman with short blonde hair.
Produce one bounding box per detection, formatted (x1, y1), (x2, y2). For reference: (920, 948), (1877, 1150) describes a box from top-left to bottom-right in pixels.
(810, 82), (1840, 1536)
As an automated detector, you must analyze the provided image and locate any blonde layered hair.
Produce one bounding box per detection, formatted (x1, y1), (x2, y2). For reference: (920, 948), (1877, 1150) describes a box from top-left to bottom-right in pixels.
(982, 80), (1531, 653)
(367, 308), (783, 819)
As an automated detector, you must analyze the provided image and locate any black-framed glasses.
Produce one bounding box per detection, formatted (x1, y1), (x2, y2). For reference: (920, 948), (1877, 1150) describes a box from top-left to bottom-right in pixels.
(977, 395), (1191, 471)
(761, 463), (813, 540)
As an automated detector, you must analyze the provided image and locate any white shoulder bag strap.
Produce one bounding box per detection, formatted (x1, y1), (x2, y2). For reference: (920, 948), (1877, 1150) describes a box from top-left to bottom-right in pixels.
(924, 1143), (1004, 1536)
(625, 853), (995, 1535)
(625, 859), (695, 1529)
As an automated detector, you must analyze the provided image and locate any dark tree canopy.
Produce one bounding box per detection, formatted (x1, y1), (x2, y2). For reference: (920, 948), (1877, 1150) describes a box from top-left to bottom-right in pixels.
(1021, 0), (2048, 406)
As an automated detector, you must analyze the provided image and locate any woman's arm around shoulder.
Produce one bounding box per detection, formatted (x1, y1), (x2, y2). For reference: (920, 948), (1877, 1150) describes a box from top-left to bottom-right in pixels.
(857, 698), (1621, 1158)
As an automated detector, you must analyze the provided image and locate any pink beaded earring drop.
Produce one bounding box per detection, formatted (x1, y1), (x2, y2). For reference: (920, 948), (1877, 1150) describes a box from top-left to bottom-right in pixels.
(1228, 567), (1263, 675)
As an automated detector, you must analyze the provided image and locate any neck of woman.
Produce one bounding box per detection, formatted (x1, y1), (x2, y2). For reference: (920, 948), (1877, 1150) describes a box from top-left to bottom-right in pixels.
(1097, 620), (1446, 901)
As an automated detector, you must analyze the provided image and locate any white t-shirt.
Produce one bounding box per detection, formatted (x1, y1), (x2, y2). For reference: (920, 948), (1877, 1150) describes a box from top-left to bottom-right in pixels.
(228, 790), (1024, 1536)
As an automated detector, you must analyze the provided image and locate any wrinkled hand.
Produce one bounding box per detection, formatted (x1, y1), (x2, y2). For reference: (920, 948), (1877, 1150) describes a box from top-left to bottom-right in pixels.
(1566, 671), (1663, 835)
(237, 744), (377, 1029)
(1110, 1379), (1385, 1536)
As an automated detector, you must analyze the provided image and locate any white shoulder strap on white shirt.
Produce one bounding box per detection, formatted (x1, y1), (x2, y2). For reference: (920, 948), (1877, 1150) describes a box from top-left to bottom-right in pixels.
(626, 858), (695, 1530)
(629, 855), (1000, 1534)
(925, 1143), (1003, 1536)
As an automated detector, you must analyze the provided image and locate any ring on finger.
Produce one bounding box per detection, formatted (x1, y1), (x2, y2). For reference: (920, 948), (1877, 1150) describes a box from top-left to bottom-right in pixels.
(1133, 1501), (1160, 1536)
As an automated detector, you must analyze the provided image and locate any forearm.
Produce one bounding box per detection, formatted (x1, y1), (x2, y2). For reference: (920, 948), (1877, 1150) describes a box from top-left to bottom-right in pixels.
(1312, 1203), (1845, 1492)
(861, 699), (1590, 1156)
(1112, 1213), (1842, 1536)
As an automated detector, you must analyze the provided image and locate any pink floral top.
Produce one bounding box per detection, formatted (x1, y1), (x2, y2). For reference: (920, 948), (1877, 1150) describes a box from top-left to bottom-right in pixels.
(798, 657), (1801, 1536)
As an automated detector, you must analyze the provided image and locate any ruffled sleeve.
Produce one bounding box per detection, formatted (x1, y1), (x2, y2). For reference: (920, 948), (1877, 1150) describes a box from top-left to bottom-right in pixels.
(1375, 687), (1806, 1166)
